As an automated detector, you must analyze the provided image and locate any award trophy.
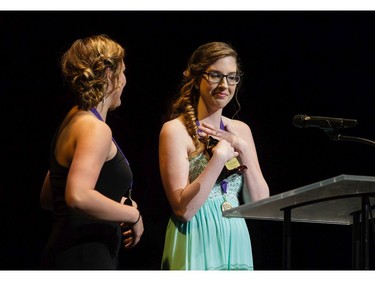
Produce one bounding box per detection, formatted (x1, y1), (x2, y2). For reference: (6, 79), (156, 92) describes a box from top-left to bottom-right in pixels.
(205, 136), (247, 177)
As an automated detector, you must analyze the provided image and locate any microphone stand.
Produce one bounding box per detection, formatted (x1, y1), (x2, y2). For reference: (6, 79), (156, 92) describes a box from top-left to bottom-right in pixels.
(323, 128), (375, 269)
(324, 130), (375, 147)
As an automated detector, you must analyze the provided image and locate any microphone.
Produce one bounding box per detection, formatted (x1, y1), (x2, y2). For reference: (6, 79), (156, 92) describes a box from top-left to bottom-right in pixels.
(293, 114), (358, 131)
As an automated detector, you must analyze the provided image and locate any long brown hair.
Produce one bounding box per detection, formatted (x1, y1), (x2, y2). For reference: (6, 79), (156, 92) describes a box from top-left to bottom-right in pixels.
(170, 42), (242, 158)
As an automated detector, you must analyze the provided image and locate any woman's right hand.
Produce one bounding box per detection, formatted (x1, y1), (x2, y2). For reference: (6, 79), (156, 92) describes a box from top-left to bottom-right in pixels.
(211, 139), (238, 163)
(122, 213), (144, 249)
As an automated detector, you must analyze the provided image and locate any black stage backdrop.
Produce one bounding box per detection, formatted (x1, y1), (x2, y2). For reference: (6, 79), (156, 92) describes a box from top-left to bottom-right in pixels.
(2, 11), (375, 270)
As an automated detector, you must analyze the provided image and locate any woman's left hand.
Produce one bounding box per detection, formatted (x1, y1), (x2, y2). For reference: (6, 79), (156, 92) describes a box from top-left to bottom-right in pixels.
(199, 122), (241, 151)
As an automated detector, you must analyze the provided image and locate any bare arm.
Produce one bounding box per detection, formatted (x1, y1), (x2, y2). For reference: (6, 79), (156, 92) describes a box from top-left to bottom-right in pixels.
(45, 113), (143, 246)
(64, 118), (141, 225)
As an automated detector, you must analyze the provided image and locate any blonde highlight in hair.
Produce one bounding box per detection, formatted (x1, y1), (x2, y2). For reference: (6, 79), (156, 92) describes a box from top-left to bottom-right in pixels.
(61, 34), (125, 110)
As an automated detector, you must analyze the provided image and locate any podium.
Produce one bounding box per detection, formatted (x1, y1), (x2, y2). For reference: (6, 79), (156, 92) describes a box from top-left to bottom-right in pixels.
(223, 174), (375, 269)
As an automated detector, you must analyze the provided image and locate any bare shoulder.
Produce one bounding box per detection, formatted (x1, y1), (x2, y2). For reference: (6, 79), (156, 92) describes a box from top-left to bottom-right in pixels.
(82, 111), (110, 130)
(69, 111), (112, 144)
(56, 110), (113, 167)
(160, 116), (193, 151)
(160, 117), (188, 138)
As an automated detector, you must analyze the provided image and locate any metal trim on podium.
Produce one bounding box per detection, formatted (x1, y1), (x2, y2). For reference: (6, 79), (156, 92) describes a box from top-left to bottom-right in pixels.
(223, 174), (375, 269)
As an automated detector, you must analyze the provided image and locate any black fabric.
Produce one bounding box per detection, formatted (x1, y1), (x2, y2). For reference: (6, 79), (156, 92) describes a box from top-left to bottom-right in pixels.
(41, 129), (133, 269)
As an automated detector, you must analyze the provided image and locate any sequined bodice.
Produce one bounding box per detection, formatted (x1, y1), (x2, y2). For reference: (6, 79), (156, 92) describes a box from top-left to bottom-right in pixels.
(189, 153), (243, 204)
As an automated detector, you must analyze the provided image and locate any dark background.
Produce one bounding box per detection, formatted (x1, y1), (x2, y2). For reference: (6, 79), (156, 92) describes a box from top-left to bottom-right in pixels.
(2, 11), (375, 270)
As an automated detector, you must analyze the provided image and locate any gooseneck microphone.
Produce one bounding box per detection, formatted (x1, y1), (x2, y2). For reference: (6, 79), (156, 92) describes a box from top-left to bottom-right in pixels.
(293, 114), (375, 147)
(293, 114), (358, 131)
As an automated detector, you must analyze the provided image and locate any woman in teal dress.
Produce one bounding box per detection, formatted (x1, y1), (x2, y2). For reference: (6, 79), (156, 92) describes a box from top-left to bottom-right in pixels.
(159, 42), (270, 270)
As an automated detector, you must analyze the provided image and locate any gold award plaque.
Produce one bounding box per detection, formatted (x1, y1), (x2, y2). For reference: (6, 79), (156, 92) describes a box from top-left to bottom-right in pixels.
(225, 157), (240, 171)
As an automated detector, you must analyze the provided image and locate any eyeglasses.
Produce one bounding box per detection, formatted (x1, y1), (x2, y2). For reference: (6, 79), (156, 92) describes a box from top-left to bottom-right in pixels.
(203, 72), (241, 86)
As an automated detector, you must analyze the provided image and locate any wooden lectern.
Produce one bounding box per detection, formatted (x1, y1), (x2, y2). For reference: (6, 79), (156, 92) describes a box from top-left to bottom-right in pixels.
(223, 174), (375, 269)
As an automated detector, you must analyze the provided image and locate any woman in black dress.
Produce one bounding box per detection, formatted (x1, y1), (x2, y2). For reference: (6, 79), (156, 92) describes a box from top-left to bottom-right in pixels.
(40, 34), (143, 269)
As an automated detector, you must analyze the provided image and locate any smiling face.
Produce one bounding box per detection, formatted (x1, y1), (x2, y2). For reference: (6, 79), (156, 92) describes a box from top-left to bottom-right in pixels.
(198, 56), (238, 113)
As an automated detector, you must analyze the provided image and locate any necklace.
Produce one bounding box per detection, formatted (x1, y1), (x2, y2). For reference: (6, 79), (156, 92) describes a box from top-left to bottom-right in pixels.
(89, 107), (133, 200)
(89, 108), (127, 161)
(196, 118), (233, 212)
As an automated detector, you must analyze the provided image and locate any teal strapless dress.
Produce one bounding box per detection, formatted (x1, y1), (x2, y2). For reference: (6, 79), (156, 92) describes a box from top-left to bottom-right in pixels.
(161, 153), (253, 270)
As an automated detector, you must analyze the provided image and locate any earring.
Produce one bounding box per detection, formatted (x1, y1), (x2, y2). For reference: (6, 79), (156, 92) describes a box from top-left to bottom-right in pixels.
(102, 97), (106, 105)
